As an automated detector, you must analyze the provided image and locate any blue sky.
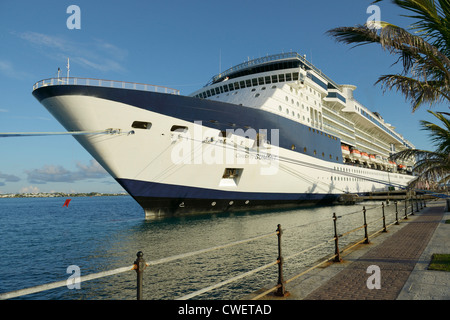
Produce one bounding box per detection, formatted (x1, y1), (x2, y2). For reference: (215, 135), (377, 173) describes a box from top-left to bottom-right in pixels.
(0, 0), (445, 194)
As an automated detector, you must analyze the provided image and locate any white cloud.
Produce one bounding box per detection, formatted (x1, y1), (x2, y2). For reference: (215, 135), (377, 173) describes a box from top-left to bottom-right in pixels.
(16, 31), (127, 73)
(20, 185), (40, 194)
(0, 58), (34, 80)
(25, 159), (109, 184)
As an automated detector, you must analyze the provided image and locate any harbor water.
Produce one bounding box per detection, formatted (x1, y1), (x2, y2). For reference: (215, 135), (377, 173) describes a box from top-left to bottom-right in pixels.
(0, 196), (401, 300)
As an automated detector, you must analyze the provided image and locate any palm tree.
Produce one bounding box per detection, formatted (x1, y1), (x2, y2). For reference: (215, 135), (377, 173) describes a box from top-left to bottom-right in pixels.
(327, 0), (450, 112)
(390, 110), (450, 188)
(327, 0), (450, 189)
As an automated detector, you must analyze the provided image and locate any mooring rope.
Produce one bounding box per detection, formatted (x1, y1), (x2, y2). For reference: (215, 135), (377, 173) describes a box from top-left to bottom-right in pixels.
(0, 129), (131, 137)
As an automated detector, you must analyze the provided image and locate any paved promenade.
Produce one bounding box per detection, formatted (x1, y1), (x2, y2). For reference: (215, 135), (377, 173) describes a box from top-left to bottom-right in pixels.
(264, 199), (449, 300)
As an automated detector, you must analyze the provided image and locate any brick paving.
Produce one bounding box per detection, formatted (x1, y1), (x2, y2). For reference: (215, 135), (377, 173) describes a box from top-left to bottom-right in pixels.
(304, 204), (445, 300)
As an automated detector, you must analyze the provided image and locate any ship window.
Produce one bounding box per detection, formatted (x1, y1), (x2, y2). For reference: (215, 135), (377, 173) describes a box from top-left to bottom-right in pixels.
(228, 83), (234, 91)
(215, 87), (220, 95)
(258, 77), (264, 85)
(131, 121), (152, 130)
(170, 125), (188, 133)
(223, 85), (229, 92)
(234, 82), (240, 89)
(279, 74), (285, 82)
(252, 78), (258, 86)
(265, 76), (271, 84)
(246, 79), (252, 87)
(286, 73), (292, 81)
(240, 81), (245, 88)
(272, 75), (278, 83)
(293, 72), (299, 81)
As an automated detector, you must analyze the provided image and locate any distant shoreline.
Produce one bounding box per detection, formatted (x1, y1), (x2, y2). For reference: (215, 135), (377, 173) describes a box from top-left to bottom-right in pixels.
(0, 192), (128, 198)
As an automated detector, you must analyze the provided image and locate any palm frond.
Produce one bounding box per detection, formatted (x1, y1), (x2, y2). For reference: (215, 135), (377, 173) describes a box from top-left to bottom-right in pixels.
(328, 1), (450, 111)
(420, 110), (450, 152)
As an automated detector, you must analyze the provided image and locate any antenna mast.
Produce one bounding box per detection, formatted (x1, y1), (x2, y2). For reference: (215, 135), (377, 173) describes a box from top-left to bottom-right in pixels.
(66, 58), (70, 83)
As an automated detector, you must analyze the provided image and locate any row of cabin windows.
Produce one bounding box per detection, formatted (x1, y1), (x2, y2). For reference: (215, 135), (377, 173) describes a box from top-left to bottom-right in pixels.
(194, 72), (300, 99)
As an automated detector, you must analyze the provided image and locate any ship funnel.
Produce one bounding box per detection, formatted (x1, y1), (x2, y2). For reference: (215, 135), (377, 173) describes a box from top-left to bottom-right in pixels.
(341, 85), (357, 100)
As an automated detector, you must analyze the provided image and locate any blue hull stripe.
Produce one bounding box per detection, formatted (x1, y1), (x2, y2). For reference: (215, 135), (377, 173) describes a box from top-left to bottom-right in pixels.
(116, 178), (338, 201)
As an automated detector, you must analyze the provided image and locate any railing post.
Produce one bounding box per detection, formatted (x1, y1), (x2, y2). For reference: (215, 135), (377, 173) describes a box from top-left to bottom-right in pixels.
(411, 198), (415, 216)
(382, 202), (387, 232)
(275, 224), (288, 297)
(404, 199), (408, 220)
(363, 206), (370, 244)
(394, 200), (399, 225)
(134, 251), (146, 300)
(333, 213), (341, 262)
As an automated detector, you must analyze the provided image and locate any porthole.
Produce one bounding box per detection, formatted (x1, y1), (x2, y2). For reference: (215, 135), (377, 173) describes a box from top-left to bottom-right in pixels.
(132, 121), (152, 130)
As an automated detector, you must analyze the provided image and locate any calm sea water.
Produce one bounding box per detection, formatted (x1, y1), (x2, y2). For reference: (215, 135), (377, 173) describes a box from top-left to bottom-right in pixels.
(0, 196), (400, 300)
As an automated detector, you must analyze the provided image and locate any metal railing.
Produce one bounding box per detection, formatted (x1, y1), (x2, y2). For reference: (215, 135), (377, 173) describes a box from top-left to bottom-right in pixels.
(0, 196), (432, 300)
(207, 52), (341, 89)
(32, 77), (180, 95)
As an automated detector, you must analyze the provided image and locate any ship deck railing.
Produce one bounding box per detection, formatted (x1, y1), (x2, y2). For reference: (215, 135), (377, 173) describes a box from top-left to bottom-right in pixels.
(207, 52), (341, 90)
(32, 77), (180, 95)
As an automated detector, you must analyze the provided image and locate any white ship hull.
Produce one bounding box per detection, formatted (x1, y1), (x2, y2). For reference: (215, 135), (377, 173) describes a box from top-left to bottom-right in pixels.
(32, 81), (415, 218)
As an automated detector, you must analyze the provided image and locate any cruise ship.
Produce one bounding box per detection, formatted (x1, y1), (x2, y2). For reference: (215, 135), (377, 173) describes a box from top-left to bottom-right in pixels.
(32, 52), (416, 217)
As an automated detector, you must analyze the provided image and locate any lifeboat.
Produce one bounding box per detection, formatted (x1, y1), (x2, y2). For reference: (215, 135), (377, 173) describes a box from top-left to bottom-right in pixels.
(361, 152), (369, 160)
(341, 145), (350, 155)
(398, 164), (406, 170)
(375, 155), (383, 163)
(369, 154), (376, 162)
(350, 149), (361, 158)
